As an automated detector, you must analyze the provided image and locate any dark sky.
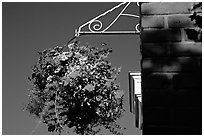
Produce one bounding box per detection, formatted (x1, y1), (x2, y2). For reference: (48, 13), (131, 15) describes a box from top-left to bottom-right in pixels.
(2, 2), (141, 135)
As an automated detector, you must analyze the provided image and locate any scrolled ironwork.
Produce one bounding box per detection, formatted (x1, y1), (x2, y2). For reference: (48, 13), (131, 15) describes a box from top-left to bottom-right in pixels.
(88, 19), (103, 32)
(135, 24), (140, 33)
(75, 2), (140, 36)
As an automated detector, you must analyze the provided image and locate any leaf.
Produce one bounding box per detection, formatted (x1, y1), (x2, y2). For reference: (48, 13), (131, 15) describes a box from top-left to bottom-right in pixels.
(84, 84), (95, 91)
(115, 90), (124, 98)
(48, 124), (55, 132)
(69, 71), (79, 78)
(26, 42), (124, 135)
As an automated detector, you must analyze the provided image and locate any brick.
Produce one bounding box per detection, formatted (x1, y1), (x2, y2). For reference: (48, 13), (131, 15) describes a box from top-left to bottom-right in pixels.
(184, 29), (202, 42)
(142, 58), (154, 72)
(169, 42), (202, 56)
(143, 89), (174, 107)
(174, 107), (202, 127)
(142, 42), (202, 57)
(142, 73), (173, 89)
(142, 57), (201, 72)
(141, 29), (181, 43)
(176, 57), (201, 72)
(143, 89), (202, 107)
(142, 16), (164, 28)
(173, 89), (202, 107)
(143, 125), (201, 135)
(143, 107), (174, 126)
(142, 89), (200, 108)
(173, 73), (202, 89)
(142, 43), (169, 57)
(142, 58), (180, 72)
(141, 2), (192, 15)
(168, 14), (196, 28)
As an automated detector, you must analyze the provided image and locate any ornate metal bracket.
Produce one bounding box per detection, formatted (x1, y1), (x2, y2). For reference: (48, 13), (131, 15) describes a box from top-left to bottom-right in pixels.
(75, 2), (140, 37)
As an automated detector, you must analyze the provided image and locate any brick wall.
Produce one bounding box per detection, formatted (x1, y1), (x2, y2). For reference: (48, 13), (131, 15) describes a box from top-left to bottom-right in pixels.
(141, 2), (202, 135)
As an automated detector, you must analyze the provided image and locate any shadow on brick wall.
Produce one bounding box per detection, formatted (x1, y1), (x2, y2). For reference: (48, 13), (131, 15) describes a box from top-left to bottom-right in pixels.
(141, 6), (202, 135)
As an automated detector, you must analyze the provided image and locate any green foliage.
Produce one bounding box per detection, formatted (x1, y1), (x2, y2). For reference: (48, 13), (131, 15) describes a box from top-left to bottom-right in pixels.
(190, 2), (202, 28)
(26, 42), (125, 135)
(188, 2), (202, 42)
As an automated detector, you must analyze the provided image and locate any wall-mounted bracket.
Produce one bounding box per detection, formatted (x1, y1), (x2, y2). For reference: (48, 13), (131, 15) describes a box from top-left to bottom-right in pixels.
(75, 2), (140, 37)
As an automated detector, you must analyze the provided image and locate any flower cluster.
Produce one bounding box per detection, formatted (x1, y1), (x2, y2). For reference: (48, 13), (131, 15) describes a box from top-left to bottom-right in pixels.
(26, 42), (124, 135)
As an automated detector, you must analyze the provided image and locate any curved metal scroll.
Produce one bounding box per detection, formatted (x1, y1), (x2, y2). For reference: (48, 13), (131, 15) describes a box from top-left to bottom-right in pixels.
(75, 2), (140, 37)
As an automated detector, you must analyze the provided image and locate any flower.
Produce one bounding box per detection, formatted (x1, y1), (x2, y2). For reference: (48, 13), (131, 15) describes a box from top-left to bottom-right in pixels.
(59, 54), (68, 61)
(74, 52), (81, 58)
(54, 67), (61, 73)
(47, 65), (52, 69)
(47, 75), (53, 82)
(75, 65), (80, 70)
(84, 84), (95, 91)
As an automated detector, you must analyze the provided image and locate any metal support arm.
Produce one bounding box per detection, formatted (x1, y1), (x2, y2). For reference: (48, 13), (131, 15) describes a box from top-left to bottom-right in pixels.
(75, 2), (140, 37)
